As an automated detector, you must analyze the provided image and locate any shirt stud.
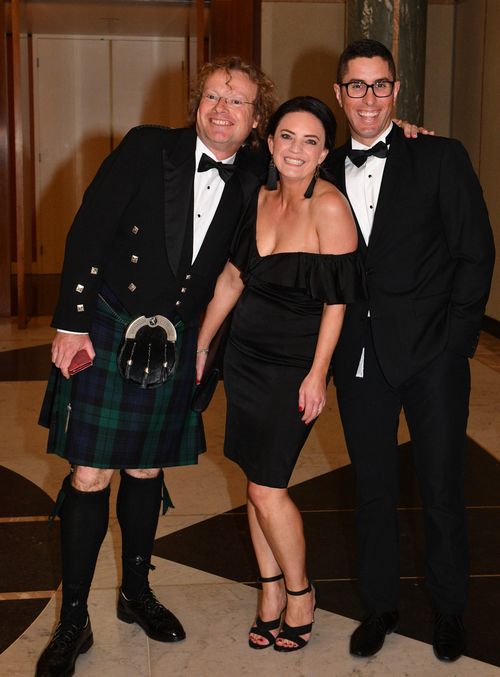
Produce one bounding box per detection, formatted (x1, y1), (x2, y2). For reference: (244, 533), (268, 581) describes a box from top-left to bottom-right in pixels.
(175, 300), (181, 306)
(132, 225), (139, 235)
(75, 284), (84, 293)
(128, 283), (136, 292)
(131, 255), (139, 263)
(90, 266), (98, 275)
(77, 304), (84, 312)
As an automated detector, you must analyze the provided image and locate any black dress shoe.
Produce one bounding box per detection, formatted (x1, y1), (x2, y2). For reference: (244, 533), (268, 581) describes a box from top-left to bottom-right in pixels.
(35, 617), (93, 677)
(433, 613), (465, 662)
(350, 610), (399, 657)
(117, 587), (186, 642)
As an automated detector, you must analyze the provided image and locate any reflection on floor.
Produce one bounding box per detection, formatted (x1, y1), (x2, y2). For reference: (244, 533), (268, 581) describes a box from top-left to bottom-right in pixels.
(0, 317), (498, 676)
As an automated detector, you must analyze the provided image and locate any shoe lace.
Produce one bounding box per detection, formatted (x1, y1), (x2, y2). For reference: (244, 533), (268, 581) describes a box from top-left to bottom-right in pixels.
(49, 620), (86, 650)
(139, 587), (166, 617)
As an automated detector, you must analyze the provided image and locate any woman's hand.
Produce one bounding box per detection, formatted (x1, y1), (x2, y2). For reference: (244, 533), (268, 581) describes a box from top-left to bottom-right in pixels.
(394, 118), (435, 138)
(298, 371), (327, 425)
(195, 347), (209, 384)
(52, 332), (95, 379)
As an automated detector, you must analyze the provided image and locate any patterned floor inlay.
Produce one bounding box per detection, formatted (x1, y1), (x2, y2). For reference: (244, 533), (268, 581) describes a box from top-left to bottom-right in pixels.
(154, 438), (500, 667)
(0, 465), (59, 653)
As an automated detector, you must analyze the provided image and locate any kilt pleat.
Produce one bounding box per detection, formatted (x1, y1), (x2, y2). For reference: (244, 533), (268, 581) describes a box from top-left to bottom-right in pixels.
(39, 293), (205, 469)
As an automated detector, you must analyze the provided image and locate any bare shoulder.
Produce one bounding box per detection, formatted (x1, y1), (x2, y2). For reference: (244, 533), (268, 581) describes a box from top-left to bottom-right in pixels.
(312, 179), (357, 254)
(312, 179), (351, 217)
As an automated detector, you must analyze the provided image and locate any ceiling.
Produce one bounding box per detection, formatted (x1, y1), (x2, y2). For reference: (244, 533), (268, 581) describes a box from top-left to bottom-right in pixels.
(6, 1), (209, 38)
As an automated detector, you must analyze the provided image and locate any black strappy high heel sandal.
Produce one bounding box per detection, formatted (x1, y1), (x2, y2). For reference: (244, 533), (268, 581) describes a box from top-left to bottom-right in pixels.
(248, 573), (285, 650)
(274, 580), (316, 653)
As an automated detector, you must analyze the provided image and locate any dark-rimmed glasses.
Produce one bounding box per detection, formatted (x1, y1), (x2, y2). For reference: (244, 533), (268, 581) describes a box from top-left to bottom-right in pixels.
(202, 93), (255, 109)
(339, 80), (395, 98)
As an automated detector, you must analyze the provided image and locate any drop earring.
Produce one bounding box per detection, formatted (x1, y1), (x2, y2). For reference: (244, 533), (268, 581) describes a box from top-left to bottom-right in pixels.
(266, 157), (278, 191)
(304, 165), (320, 199)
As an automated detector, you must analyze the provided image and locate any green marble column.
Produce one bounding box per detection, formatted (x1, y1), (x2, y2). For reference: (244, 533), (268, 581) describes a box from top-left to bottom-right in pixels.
(346, 0), (428, 124)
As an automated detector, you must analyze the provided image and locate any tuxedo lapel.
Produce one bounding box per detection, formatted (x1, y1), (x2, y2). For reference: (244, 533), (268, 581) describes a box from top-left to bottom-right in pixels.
(367, 128), (406, 254)
(162, 129), (197, 276)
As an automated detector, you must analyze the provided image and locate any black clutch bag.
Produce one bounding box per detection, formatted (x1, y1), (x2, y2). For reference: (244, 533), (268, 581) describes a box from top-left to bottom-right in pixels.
(191, 315), (231, 413)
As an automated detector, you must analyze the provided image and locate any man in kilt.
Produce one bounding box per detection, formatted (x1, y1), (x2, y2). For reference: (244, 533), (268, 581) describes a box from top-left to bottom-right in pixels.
(36, 56), (276, 677)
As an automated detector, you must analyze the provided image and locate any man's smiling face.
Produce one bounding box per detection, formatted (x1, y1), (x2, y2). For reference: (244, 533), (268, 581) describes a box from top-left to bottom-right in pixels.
(196, 69), (259, 160)
(334, 56), (400, 146)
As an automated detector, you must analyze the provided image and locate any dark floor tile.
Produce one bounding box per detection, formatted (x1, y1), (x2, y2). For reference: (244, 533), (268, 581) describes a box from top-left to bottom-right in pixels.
(0, 466), (54, 517)
(0, 598), (52, 653)
(155, 514), (258, 582)
(0, 522), (61, 593)
(0, 344), (52, 381)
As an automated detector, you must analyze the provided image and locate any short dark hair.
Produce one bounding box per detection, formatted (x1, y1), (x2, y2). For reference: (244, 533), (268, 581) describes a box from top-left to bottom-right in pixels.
(336, 39), (397, 83)
(188, 55), (277, 148)
(266, 96), (337, 153)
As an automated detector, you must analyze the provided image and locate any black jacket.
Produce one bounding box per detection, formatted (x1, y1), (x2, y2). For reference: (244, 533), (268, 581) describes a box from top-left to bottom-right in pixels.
(52, 126), (262, 331)
(329, 126), (495, 387)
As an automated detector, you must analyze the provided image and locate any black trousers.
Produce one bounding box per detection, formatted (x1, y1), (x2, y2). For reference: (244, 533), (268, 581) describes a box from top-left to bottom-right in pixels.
(336, 331), (470, 615)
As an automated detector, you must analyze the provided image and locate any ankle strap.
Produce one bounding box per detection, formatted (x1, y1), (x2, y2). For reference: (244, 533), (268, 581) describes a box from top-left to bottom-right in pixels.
(258, 573), (284, 584)
(285, 580), (312, 596)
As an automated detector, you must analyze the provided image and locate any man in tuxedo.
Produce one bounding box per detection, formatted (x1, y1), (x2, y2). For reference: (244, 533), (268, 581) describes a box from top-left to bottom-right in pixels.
(36, 56), (275, 677)
(330, 39), (494, 662)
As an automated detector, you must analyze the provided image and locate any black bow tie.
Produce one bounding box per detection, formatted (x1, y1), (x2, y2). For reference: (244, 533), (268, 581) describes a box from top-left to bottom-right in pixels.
(197, 153), (236, 182)
(348, 140), (388, 167)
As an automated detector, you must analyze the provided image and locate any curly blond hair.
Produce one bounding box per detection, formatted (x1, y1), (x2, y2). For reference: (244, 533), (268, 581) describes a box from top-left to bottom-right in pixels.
(188, 56), (277, 148)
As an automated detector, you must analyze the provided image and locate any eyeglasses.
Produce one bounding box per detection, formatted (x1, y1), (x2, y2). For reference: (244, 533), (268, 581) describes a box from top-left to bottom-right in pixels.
(202, 93), (255, 109)
(340, 80), (395, 98)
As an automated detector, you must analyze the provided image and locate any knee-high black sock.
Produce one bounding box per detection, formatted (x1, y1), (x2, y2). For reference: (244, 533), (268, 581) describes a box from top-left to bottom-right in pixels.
(59, 475), (110, 625)
(116, 470), (162, 600)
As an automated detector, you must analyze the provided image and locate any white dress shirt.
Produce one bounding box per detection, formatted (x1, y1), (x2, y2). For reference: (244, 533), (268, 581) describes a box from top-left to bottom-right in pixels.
(344, 123), (393, 376)
(192, 138), (236, 262)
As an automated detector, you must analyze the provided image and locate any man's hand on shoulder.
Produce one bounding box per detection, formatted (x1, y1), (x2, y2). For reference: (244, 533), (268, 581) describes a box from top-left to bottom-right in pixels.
(52, 331), (95, 379)
(394, 118), (435, 138)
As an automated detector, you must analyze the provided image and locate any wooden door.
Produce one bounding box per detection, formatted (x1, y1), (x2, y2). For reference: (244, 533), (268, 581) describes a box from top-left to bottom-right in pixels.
(33, 36), (111, 274)
(33, 35), (187, 275)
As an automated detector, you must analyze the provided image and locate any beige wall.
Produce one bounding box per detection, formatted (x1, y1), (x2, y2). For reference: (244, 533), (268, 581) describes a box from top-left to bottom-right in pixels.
(261, 1), (348, 142)
(423, 4), (454, 136)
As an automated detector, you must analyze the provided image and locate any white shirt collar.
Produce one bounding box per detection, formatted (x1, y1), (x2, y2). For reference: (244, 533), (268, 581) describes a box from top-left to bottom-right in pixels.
(351, 122), (394, 151)
(195, 137), (237, 166)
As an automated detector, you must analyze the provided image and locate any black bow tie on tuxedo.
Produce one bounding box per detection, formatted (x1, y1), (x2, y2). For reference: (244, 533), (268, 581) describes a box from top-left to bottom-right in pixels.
(348, 140), (389, 167)
(197, 153), (236, 182)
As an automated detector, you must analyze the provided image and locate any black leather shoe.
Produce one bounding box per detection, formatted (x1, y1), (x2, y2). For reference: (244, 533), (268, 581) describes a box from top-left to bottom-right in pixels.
(350, 610), (399, 657)
(35, 617), (93, 677)
(433, 613), (465, 662)
(117, 587), (186, 642)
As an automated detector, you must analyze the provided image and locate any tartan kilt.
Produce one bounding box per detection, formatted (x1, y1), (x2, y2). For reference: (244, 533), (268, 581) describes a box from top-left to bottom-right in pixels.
(39, 293), (206, 469)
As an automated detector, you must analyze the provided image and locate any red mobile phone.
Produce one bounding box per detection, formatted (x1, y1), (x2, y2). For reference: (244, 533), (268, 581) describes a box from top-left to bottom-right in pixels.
(68, 349), (93, 375)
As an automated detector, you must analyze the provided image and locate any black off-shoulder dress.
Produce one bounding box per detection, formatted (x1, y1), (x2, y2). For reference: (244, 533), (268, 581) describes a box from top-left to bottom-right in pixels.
(223, 207), (364, 488)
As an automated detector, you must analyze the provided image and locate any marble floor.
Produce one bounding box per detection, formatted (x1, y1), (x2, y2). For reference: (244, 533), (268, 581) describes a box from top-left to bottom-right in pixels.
(0, 317), (498, 677)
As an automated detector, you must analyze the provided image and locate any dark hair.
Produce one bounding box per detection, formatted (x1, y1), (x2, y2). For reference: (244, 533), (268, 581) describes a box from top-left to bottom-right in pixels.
(266, 96), (337, 152)
(336, 39), (397, 83)
(188, 55), (277, 148)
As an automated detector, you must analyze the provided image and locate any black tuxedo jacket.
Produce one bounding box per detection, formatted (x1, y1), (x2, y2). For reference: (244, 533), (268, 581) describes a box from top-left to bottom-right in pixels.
(52, 126), (262, 332)
(329, 126), (495, 388)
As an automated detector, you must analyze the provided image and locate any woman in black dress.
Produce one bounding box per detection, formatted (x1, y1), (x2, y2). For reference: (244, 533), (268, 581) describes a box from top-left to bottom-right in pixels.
(196, 97), (362, 652)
